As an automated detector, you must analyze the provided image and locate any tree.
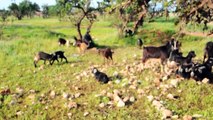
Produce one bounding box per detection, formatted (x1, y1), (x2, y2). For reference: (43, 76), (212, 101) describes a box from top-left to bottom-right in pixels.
(8, 0), (40, 20)
(104, 0), (151, 36)
(56, 0), (99, 40)
(9, 3), (23, 20)
(0, 9), (10, 22)
(175, 0), (213, 31)
(42, 5), (49, 18)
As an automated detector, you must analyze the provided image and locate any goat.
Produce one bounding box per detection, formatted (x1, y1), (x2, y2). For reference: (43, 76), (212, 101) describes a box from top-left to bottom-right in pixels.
(73, 36), (83, 47)
(52, 51), (68, 64)
(125, 29), (133, 37)
(92, 68), (109, 84)
(58, 38), (70, 47)
(190, 58), (213, 82)
(203, 41), (213, 63)
(34, 51), (55, 68)
(137, 38), (143, 49)
(98, 48), (114, 64)
(83, 31), (95, 48)
(142, 39), (179, 64)
(176, 63), (194, 79)
(171, 51), (196, 65)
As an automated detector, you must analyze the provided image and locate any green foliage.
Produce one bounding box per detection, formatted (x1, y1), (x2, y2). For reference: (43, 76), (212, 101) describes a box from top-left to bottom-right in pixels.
(8, 0), (40, 20)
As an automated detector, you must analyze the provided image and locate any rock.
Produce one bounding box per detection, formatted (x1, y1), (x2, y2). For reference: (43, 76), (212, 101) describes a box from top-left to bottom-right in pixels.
(50, 91), (56, 98)
(99, 103), (105, 108)
(137, 89), (144, 94)
(154, 78), (161, 86)
(147, 95), (154, 102)
(161, 108), (172, 119)
(106, 92), (113, 98)
(129, 96), (135, 102)
(16, 87), (24, 95)
(113, 89), (120, 95)
(84, 112), (89, 117)
(16, 111), (23, 116)
(67, 113), (72, 118)
(202, 78), (209, 84)
(192, 114), (202, 118)
(113, 94), (122, 102)
(167, 94), (174, 100)
(29, 89), (36, 94)
(183, 115), (192, 120)
(162, 75), (169, 81)
(152, 100), (162, 110)
(115, 79), (121, 84)
(62, 92), (70, 99)
(117, 100), (125, 107)
(113, 71), (119, 77)
(67, 101), (78, 109)
(123, 96), (129, 103)
(74, 93), (81, 98)
(170, 79), (179, 87)
(10, 100), (17, 105)
(101, 90), (107, 95)
(171, 115), (179, 119)
(129, 85), (137, 89)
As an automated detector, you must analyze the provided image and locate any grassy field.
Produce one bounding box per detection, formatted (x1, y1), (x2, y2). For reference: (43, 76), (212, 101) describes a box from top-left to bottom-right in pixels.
(0, 17), (213, 119)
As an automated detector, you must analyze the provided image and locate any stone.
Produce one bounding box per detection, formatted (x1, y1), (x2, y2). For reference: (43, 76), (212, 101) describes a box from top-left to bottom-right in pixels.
(183, 115), (192, 120)
(113, 94), (122, 102)
(113, 89), (120, 95)
(170, 79), (179, 87)
(152, 100), (162, 110)
(137, 89), (144, 94)
(167, 94), (174, 100)
(67, 101), (78, 109)
(123, 96), (129, 103)
(162, 109), (172, 119)
(202, 78), (209, 84)
(74, 93), (81, 98)
(84, 112), (89, 117)
(62, 92), (70, 99)
(147, 95), (154, 102)
(50, 91), (56, 98)
(99, 103), (105, 108)
(129, 96), (135, 102)
(117, 100), (125, 107)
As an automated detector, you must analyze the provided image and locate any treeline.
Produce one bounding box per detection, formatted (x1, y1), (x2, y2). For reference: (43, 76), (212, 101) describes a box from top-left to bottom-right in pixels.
(0, 0), (212, 38)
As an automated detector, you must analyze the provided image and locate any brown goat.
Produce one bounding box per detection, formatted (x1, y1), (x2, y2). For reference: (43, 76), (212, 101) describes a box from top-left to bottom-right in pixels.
(98, 48), (114, 64)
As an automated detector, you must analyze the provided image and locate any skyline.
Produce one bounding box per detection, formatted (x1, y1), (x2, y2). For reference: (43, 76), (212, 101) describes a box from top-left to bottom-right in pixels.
(0, 0), (101, 10)
(0, 0), (56, 9)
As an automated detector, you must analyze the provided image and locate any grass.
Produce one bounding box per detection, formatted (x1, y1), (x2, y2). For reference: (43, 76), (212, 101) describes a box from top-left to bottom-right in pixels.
(0, 16), (213, 119)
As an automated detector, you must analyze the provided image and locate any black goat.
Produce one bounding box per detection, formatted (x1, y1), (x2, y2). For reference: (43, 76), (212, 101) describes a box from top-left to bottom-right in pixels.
(125, 29), (133, 37)
(92, 68), (109, 84)
(52, 51), (68, 64)
(169, 49), (183, 61)
(176, 63), (193, 79)
(34, 51), (55, 68)
(203, 41), (213, 63)
(190, 58), (213, 83)
(83, 31), (95, 49)
(171, 51), (196, 65)
(58, 38), (69, 46)
(142, 39), (180, 64)
(137, 38), (143, 49)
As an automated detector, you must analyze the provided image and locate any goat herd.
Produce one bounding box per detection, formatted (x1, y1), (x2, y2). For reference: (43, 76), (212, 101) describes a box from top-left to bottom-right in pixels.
(33, 33), (213, 84)
(141, 39), (213, 84)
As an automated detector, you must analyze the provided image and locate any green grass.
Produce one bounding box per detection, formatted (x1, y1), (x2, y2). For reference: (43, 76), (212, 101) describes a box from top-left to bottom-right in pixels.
(0, 16), (213, 119)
